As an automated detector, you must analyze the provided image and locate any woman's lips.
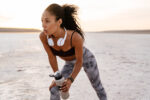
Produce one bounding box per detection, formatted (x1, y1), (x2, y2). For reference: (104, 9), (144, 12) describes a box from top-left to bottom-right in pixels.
(44, 30), (48, 33)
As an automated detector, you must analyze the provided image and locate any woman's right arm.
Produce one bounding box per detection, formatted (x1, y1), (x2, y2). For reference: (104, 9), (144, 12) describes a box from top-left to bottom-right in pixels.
(39, 32), (58, 72)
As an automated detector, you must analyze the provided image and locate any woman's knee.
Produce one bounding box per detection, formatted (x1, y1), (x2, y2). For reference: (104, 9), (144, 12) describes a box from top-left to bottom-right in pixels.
(50, 86), (60, 95)
(50, 86), (61, 100)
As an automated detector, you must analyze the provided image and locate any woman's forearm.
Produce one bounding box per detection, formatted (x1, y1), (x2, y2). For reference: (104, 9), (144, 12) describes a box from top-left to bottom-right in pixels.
(48, 56), (59, 73)
(70, 60), (83, 81)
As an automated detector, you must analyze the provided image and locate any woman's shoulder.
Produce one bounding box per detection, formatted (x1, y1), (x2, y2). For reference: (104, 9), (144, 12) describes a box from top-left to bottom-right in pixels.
(67, 29), (82, 39)
(69, 30), (83, 47)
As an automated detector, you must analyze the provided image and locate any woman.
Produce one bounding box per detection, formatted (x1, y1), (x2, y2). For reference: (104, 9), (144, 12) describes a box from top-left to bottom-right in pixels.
(39, 3), (107, 100)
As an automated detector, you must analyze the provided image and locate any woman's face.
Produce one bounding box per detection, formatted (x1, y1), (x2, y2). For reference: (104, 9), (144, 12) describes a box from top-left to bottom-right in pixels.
(41, 11), (61, 35)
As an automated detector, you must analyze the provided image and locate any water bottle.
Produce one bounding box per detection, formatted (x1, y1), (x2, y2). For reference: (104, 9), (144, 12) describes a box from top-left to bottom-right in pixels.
(49, 71), (70, 100)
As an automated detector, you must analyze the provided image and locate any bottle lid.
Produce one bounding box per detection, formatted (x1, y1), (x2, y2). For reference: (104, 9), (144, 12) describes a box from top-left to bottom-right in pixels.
(54, 71), (62, 80)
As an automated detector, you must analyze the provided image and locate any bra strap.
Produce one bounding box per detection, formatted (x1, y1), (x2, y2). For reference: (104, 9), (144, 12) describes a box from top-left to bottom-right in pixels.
(70, 30), (76, 47)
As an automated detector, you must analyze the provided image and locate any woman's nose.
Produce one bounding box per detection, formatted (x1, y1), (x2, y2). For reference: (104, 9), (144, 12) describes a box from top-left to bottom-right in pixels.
(42, 23), (44, 28)
(42, 24), (47, 29)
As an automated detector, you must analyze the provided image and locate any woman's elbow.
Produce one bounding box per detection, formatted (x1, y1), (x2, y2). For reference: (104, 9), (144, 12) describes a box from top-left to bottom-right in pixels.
(76, 59), (83, 66)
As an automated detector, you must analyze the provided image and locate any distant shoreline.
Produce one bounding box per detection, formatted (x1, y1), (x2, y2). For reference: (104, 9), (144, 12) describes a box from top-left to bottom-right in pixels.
(0, 27), (42, 33)
(85, 30), (150, 34)
(0, 28), (150, 34)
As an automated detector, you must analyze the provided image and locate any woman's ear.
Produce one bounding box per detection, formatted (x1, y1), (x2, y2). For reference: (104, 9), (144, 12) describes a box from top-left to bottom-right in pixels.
(57, 18), (62, 26)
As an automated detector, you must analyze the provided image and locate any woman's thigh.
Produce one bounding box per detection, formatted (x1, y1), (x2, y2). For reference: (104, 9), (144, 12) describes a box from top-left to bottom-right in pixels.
(83, 55), (100, 81)
(82, 47), (101, 86)
(60, 63), (75, 79)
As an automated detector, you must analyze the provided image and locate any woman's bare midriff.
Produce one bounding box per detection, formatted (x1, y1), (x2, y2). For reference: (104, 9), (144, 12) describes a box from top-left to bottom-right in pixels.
(59, 55), (76, 61)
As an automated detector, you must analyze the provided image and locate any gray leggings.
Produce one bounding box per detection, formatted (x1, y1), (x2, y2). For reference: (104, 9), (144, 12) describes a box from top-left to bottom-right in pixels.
(50, 46), (107, 100)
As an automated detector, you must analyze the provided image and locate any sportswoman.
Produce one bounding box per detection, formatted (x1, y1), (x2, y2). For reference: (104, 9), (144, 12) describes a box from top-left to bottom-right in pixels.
(39, 3), (107, 100)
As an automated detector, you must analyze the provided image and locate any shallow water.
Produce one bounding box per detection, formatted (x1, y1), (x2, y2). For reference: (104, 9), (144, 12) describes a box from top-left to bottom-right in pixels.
(0, 32), (150, 100)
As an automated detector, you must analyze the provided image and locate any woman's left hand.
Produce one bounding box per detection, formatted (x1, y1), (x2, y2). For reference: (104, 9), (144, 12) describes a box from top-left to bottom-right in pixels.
(60, 78), (72, 92)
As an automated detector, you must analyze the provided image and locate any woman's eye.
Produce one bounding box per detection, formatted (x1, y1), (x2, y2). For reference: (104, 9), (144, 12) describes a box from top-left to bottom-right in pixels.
(46, 20), (49, 23)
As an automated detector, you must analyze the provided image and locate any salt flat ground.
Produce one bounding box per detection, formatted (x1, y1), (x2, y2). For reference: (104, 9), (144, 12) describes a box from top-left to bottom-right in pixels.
(0, 32), (150, 100)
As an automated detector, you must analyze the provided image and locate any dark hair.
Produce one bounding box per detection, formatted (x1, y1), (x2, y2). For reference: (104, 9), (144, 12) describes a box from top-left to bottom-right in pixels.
(45, 3), (85, 41)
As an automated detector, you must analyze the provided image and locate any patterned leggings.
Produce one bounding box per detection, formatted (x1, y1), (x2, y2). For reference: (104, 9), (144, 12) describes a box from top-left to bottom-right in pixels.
(50, 46), (107, 100)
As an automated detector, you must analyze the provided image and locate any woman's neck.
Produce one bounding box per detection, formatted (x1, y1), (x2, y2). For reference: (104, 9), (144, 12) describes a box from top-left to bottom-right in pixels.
(52, 27), (65, 39)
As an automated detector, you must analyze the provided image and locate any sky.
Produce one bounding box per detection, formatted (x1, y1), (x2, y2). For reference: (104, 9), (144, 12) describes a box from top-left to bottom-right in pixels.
(0, 0), (150, 32)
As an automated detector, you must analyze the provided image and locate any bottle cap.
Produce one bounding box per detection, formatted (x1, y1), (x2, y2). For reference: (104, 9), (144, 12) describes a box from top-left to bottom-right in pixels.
(54, 71), (62, 80)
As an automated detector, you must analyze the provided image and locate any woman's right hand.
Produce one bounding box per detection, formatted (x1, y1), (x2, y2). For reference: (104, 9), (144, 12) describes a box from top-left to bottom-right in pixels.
(49, 80), (56, 91)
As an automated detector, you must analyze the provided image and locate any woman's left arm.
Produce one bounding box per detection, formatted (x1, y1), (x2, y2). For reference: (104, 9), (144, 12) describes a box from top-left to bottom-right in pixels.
(60, 32), (84, 92)
(69, 32), (84, 82)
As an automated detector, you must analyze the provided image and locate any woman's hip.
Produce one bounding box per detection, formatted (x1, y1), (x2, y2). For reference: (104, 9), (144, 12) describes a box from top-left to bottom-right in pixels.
(65, 46), (96, 65)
